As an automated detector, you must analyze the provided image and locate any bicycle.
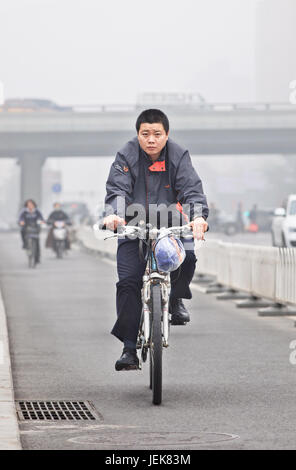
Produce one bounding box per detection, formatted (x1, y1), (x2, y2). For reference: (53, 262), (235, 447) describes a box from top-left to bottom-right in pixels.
(24, 222), (41, 268)
(103, 222), (193, 405)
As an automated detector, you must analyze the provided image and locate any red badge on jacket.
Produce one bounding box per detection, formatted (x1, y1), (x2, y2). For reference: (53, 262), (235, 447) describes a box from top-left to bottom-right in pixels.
(148, 160), (166, 172)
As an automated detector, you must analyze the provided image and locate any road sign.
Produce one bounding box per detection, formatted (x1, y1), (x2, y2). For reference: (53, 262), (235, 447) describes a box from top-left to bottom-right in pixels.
(52, 183), (62, 193)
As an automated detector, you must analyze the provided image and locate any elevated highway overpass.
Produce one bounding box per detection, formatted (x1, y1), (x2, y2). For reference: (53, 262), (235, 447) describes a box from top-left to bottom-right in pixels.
(1, 102), (296, 205)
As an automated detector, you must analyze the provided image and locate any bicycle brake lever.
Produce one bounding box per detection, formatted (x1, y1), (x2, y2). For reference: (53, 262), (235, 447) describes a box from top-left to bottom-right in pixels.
(104, 234), (117, 240)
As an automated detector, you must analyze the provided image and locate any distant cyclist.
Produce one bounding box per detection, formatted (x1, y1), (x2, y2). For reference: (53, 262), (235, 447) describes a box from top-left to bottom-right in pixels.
(103, 109), (209, 371)
(18, 199), (44, 263)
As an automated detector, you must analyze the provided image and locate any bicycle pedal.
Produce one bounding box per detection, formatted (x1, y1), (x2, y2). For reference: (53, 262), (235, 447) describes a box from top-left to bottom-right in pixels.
(170, 320), (187, 326)
(118, 365), (140, 371)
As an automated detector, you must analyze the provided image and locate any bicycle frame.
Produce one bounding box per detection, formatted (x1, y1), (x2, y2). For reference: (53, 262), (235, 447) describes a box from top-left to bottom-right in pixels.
(141, 243), (171, 351)
(101, 222), (197, 404)
(101, 222), (193, 353)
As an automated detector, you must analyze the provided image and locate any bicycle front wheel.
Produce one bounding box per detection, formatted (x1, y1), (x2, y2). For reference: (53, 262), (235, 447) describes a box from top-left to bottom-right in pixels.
(31, 238), (37, 268)
(150, 283), (162, 405)
(27, 238), (34, 268)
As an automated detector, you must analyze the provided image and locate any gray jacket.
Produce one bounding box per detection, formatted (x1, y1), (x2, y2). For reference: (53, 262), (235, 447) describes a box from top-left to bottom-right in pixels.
(105, 137), (209, 225)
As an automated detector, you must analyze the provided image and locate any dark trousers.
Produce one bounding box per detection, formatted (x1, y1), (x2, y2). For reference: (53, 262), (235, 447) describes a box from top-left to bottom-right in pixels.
(21, 228), (26, 247)
(111, 238), (197, 344)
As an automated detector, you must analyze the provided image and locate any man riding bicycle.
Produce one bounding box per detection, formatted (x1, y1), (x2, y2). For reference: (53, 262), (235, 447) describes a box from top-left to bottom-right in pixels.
(103, 109), (209, 371)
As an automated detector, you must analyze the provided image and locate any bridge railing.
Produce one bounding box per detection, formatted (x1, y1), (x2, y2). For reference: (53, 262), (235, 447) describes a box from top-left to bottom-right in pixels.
(69, 102), (296, 113)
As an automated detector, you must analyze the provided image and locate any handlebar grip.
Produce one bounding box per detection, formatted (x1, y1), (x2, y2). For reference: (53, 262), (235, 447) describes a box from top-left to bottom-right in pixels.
(97, 222), (125, 234)
(96, 223), (118, 233)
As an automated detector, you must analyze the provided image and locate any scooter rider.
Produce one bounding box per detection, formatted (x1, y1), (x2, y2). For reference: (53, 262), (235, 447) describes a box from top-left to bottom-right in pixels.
(18, 199), (45, 263)
(46, 202), (71, 250)
(103, 109), (209, 371)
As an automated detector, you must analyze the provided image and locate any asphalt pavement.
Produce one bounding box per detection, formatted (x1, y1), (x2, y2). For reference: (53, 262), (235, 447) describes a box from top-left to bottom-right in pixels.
(0, 231), (296, 450)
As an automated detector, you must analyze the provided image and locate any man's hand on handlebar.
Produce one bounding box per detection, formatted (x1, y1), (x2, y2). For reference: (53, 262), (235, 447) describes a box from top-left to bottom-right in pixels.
(190, 217), (208, 241)
(103, 215), (126, 232)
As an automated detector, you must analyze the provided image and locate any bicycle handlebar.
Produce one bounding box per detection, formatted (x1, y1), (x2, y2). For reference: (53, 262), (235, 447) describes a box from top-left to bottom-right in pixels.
(95, 223), (194, 240)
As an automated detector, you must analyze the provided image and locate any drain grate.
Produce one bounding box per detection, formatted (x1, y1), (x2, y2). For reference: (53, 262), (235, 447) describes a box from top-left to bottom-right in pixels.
(16, 401), (98, 421)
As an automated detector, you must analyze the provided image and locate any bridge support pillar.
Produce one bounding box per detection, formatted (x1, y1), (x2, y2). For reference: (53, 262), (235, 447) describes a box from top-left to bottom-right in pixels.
(19, 153), (46, 208)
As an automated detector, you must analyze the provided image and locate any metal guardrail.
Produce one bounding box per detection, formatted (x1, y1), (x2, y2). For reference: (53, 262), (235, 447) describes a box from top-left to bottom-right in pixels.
(276, 248), (296, 305)
(76, 226), (296, 307)
(70, 102), (296, 113)
(197, 240), (296, 306)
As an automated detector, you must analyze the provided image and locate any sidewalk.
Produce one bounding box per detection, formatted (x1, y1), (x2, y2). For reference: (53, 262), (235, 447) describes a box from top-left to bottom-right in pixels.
(0, 288), (21, 450)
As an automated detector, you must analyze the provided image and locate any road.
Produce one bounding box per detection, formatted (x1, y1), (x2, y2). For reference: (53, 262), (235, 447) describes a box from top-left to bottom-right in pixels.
(0, 231), (296, 450)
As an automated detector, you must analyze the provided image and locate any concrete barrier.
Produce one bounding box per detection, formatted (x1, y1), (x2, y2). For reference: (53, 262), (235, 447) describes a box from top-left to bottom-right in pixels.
(76, 226), (117, 260)
(0, 289), (21, 449)
(195, 239), (220, 278)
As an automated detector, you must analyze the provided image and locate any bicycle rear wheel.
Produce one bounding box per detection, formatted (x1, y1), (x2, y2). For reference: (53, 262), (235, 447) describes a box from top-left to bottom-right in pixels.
(149, 348), (152, 390)
(150, 283), (162, 405)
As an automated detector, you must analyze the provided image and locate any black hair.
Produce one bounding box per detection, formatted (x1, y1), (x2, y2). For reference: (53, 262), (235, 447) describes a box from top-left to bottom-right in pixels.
(24, 199), (37, 208)
(136, 109), (169, 134)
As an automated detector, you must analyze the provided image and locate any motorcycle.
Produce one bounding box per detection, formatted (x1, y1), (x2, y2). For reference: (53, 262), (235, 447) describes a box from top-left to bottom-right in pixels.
(52, 221), (68, 258)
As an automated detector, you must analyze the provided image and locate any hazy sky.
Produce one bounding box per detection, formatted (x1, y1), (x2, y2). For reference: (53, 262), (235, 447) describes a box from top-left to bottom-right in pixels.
(0, 0), (257, 104)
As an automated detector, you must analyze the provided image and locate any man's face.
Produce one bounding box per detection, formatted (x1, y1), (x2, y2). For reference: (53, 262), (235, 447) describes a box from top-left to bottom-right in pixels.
(27, 201), (35, 211)
(54, 203), (61, 210)
(137, 123), (169, 159)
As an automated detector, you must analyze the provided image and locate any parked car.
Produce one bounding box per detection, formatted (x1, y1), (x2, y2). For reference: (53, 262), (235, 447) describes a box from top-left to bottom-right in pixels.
(271, 194), (296, 247)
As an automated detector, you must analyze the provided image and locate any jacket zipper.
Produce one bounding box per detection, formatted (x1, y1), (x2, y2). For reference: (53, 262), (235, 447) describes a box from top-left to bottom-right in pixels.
(146, 169), (149, 217)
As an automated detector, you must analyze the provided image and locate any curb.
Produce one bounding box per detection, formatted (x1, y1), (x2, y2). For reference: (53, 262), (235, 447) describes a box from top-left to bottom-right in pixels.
(0, 289), (21, 450)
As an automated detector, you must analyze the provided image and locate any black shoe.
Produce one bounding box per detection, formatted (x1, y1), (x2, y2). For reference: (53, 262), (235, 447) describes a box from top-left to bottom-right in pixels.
(170, 298), (190, 325)
(115, 347), (139, 371)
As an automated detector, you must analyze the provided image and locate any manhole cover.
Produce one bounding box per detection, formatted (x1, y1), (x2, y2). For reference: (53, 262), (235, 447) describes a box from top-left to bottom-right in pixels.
(68, 431), (239, 447)
(16, 401), (99, 421)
